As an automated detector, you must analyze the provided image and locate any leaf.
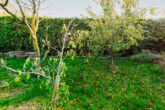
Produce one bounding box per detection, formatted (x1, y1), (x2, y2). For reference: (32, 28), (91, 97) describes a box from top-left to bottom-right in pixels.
(71, 56), (74, 60)
(72, 43), (76, 49)
(5, 82), (9, 86)
(15, 77), (21, 83)
(26, 74), (30, 80)
(18, 70), (22, 76)
(49, 57), (52, 61)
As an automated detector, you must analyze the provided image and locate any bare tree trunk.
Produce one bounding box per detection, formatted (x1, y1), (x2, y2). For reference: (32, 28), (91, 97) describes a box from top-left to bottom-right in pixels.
(51, 75), (60, 109)
(32, 33), (40, 65)
(51, 35), (66, 109)
(31, 10), (41, 66)
(109, 49), (114, 70)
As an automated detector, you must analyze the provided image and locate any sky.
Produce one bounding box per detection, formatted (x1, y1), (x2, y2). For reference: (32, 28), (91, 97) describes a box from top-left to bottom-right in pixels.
(39, 0), (165, 18)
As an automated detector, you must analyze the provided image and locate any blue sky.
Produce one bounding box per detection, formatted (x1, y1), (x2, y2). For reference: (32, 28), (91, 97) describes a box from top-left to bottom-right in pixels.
(40, 0), (165, 18)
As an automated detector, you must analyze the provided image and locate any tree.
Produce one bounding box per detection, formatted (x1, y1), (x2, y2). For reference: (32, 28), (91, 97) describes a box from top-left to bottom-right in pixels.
(0, 1), (77, 108)
(0, 20), (75, 109)
(88, 0), (145, 70)
(0, 0), (43, 65)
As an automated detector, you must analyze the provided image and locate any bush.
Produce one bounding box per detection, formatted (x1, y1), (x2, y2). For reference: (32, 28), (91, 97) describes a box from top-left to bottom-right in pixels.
(0, 17), (90, 55)
(130, 50), (162, 63)
(0, 17), (165, 57)
(141, 19), (165, 52)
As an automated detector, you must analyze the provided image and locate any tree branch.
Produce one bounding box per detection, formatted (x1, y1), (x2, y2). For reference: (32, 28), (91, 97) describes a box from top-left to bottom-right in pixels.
(0, 59), (49, 79)
(0, 0), (9, 7)
(15, 0), (36, 40)
(0, 0), (22, 22)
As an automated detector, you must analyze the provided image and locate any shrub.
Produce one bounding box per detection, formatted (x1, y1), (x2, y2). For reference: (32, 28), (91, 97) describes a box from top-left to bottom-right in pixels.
(0, 17), (165, 57)
(141, 19), (165, 52)
(0, 17), (90, 55)
(130, 50), (162, 63)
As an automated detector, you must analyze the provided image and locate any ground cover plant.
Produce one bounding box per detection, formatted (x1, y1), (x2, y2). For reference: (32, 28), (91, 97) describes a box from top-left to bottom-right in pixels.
(0, 57), (165, 109)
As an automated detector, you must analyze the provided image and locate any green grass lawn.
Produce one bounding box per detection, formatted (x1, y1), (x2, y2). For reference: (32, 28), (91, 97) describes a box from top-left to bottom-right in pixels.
(0, 57), (165, 110)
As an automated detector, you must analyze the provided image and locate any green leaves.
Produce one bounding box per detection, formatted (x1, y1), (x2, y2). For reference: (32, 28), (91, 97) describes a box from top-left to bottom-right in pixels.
(26, 74), (30, 80)
(18, 70), (22, 76)
(69, 41), (76, 49)
(0, 17), (90, 53)
(49, 57), (52, 62)
(88, 0), (145, 55)
(15, 77), (21, 83)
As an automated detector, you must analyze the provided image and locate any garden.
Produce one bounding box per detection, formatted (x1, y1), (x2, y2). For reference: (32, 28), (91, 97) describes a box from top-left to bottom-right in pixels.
(0, 0), (165, 110)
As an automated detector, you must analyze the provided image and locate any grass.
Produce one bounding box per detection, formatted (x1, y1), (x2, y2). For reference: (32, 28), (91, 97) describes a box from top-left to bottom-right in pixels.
(0, 57), (165, 109)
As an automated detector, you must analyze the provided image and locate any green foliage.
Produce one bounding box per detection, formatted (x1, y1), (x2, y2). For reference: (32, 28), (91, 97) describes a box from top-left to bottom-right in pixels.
(141, 19), (165, 52)
(130, 50), (162, 63)
(0, 16), (165, 56)
(72, 30), (90, 56)
(87, 0), (145, 57)
(0, 17), (29, 52)
(0, 17), (90, 54)
(14, 77), (21, 83)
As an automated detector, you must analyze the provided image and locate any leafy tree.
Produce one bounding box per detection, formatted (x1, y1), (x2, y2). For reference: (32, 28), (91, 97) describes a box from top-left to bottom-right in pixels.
(88, 0), (145, 70)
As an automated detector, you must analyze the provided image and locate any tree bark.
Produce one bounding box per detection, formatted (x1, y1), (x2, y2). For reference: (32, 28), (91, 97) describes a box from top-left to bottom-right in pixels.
(51, 75), (60, 109)
(32, 33), (40, 65)
(31, 12), (40, 66)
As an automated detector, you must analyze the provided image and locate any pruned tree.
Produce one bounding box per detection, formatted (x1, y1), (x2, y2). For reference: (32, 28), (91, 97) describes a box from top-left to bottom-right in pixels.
(0, 0), (44, 65)
(88, 0), (145, 70)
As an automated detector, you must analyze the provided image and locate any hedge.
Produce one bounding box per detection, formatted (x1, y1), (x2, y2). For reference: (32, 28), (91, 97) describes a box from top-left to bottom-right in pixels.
(141, 19), (165, 52)
(0, 17), (165, 56)
(0, 17), (90, 55)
